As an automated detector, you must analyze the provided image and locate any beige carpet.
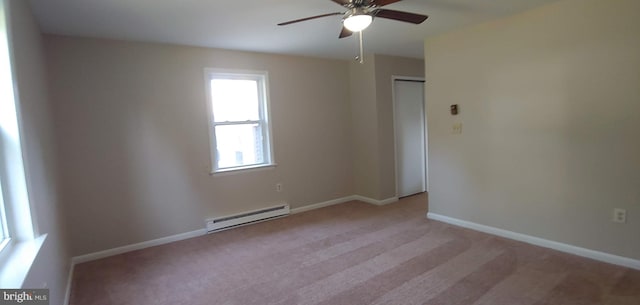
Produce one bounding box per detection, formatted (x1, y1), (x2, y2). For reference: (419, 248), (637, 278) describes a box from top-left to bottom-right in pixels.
(70, 193), (640, 305)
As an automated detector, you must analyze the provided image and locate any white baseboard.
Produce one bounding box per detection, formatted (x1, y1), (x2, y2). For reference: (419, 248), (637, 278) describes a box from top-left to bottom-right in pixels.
(290, 195), (399, 214)
(427, 213), (640, 271)
(290, 196), (356, 214)
(71, 228), (206, 265)
(65, 194), (405, 301)
(66, 229), (205, 303)
(72, 194), (395, 265)
(353, 195), (399, 206)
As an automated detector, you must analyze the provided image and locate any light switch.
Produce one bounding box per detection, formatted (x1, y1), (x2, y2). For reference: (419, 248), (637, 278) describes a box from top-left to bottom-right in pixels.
(452, 123), (462, 134)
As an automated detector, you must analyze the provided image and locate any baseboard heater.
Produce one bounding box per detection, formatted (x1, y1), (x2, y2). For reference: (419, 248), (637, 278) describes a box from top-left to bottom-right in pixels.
(206, 203), (290, 233)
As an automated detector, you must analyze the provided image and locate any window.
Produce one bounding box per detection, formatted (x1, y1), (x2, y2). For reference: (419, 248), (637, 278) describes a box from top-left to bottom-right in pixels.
(0, 0), (43, 288)
(205, 69), (274, 173)
(0, 0), (15, 254)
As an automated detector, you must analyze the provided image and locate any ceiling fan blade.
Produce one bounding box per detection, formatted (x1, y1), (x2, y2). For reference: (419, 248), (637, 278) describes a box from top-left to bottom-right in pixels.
(339, 26), (353, 39)
(331, 0), (351, 6)
(278, 12), (342, 26)
(374, 9), (428, 24)
(371, 0), (403, 7)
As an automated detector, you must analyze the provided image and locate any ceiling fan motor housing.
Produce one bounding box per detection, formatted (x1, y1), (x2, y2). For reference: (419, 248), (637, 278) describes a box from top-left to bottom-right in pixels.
(345, 7), (371, 18)
(278, 0), (428, 38)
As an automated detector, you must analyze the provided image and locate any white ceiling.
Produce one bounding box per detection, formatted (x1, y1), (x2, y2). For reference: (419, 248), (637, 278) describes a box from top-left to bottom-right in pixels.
(27, 0), (559, 60)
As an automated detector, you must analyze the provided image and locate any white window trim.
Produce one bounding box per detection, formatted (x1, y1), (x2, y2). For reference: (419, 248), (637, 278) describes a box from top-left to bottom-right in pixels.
(204, 68), (276, 174)
(0, 182), (9, 251)
(0, 0), (44, 288)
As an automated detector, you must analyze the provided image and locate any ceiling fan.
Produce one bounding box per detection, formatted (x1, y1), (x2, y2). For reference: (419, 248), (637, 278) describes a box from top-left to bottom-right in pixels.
(278, 0), (428, 63)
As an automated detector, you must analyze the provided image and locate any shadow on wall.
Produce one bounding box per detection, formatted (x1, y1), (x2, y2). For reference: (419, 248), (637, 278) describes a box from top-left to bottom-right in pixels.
(54, 45), (208, 256)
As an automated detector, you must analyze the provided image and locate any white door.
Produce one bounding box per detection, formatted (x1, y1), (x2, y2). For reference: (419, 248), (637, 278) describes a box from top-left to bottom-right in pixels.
(394, 79), (427, 197)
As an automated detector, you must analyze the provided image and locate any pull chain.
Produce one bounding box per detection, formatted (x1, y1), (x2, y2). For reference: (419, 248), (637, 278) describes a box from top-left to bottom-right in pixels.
(358, 30), (364, 64)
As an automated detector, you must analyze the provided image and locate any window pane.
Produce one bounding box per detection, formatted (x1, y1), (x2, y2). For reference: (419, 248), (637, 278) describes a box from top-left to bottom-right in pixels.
(215, 124), (265, 169)
(210, 79), (260, 122)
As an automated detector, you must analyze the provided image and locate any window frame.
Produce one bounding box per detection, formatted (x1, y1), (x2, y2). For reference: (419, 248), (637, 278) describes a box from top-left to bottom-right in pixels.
(0, 0), (21, 254)
(204, 68), (275, 174)
(0, 0), (45, 288)
(0, 182), (9, 252)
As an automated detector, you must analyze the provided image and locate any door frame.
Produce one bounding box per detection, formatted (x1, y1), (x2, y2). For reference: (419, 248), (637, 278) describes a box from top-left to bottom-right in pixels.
(391, 75), (428, 198)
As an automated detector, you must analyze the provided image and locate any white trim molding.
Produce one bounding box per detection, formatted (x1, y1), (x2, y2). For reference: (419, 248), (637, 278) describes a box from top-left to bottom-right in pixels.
(71, 229), (206, 265)
(291, 196), (356, 214)
(62, 194), (406, 305)
(72, 194), (401, 265)
(391, 75), (429, 196)
(291, 195), (399, 214)
(427, 213), (640, 271)
(0, 234), (46, 287)
(65, 194), (405, 304)
(353, 195), (399, 206)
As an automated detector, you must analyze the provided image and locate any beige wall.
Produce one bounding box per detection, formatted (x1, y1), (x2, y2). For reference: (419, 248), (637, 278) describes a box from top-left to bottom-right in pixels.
(350, 55), (424, 200)
(45, 36), (354, 256)
(425, 0), (640, 259)
(349, 55), (379, 199)
(8, 0), (70, 303)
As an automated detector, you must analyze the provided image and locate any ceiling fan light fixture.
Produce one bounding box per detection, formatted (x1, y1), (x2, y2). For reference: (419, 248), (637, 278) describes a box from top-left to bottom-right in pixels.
(343, 11), (372, 32)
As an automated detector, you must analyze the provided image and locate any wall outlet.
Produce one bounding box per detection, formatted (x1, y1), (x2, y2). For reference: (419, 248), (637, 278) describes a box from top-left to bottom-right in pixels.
(452, 123), (462, 135)
(613, 208), (626, 223)
(276, 183), (282, 192)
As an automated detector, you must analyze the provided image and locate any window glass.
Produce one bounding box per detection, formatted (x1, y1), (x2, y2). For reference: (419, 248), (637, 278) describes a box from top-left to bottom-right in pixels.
(206, 70), (273, 173)
(214, 124), (264, 169)
(210, 79), (260, 122)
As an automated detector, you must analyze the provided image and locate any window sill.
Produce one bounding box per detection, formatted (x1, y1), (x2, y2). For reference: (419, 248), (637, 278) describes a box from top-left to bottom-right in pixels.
(210, 163), (277, 176)
(0, 234), (46, 288)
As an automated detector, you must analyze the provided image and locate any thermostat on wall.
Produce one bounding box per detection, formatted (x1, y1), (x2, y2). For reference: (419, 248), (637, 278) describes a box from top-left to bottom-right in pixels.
(450, 104), (459, 115)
